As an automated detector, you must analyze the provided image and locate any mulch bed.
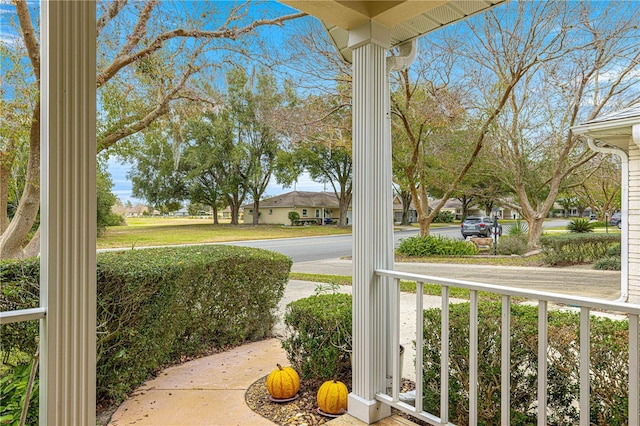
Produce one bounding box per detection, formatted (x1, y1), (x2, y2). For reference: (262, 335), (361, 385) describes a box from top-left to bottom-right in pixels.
(245, 375), (424, 426)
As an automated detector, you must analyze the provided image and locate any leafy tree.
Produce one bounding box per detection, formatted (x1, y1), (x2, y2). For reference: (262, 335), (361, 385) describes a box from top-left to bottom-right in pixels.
(1, 0), (304, 258)
(128, 129), (188, 212)
(226, 66), (289, 225)
(96, 165), (120, 236)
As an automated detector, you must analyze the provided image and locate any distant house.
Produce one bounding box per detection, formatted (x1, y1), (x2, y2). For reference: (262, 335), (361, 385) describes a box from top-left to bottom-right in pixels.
(242, 191), (343, 225)
(428, 198), (520, 220)
(429, 198), (485, 220)
(218, 206), (244, 222)
(393, 195), (417, 224)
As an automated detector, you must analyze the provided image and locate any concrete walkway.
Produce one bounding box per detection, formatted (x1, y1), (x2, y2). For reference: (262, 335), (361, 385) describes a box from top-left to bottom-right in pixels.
(109, 260), (621, 425)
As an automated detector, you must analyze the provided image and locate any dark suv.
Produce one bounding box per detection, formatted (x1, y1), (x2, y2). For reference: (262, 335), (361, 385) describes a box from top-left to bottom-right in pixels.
(461, 216), (502, 238)
(609, 212), (622, 228)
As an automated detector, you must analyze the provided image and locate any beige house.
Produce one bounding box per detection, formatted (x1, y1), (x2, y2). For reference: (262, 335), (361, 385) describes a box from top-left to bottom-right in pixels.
(242, 191), (342, 225)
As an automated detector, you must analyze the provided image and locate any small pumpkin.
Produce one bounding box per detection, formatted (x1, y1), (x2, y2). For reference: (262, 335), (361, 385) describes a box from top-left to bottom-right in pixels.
(266, 364), (300, 399)
(317, 379), (348, 415)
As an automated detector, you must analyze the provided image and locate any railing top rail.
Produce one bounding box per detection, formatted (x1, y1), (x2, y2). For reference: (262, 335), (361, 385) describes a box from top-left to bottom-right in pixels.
(0, 307), (46, 325)
(375, 268), (640, 315)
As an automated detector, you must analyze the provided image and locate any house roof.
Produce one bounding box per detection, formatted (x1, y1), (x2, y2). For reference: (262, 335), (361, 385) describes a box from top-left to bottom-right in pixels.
(243, 191), (341, 209)
(572, 104), (640, 148)
(281, 0), (506, 63)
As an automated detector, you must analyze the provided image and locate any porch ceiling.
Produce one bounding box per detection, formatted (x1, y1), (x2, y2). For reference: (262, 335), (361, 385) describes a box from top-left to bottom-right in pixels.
(572, 104), (640, 149)
(281, 0), (507, 62)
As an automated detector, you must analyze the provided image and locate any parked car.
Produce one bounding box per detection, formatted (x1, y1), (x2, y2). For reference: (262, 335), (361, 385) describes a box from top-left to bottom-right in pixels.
(582, 211), (597, 220)
(461, 216), (502, 238)
(610, 212), (622, 228)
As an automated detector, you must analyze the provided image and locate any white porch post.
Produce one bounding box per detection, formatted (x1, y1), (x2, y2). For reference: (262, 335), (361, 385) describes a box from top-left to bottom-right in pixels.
(40, 2), (97, 424)
(348, 21), (394, 423)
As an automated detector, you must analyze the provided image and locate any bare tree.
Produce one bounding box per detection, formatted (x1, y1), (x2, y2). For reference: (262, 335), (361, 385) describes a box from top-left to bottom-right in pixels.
(1, 0), (304, 258)
(479, 1), (640, 246)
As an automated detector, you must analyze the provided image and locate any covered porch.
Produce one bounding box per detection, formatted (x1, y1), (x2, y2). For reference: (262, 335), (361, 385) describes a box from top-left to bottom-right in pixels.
(2, 1), (640, 425)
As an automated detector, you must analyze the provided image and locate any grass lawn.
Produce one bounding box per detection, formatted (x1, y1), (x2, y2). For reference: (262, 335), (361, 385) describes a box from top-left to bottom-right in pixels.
(97, 217), (351, 249)
(290, 272), (503, 301)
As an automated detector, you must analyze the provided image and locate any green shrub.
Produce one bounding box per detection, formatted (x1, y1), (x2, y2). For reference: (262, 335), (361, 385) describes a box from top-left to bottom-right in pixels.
(397, 235), (478, 257)
(539, 233), (620, 266)
(496, 235), (528, 255)
(505, 220), (528, 236)
(606, 243), (622, 257)
(422, 302), (629, 425)
(433, 211), (455, 223)
(288, 211), (300, 225)
(1, 245), (291, 406)
(591, 220), (609, 228)
(282, 294), (352, 386)
(0, 361), (39, 426)
(567, 218), (595, 233)
(594, 256), (621, 270)
(104, 212), (126, 227)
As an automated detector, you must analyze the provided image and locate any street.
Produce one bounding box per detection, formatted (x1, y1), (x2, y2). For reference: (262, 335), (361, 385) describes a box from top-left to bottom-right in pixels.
(225, 220), (570, 263)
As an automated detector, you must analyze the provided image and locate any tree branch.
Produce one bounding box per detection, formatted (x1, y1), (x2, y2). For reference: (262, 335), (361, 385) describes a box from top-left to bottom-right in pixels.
(15, 0), (39, 79)
(96, 0), (128, 36)
(97, 11), (306, 87)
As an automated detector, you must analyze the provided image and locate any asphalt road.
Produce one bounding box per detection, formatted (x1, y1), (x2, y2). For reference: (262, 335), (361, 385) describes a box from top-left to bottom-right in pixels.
(226, 220), (570, 263)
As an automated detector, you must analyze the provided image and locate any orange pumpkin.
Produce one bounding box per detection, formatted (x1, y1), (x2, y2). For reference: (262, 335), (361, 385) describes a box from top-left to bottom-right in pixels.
(266, 364), (300, 399)
(317, 379), (348, 414)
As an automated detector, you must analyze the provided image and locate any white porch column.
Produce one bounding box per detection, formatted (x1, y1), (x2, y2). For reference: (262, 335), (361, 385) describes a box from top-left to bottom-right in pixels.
(348, 21), (394, 423)
(40, 2), (97, 425)
(631, 126), (640, 303)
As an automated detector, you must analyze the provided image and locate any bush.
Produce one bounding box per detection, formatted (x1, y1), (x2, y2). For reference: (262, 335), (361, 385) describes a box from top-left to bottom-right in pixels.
(422, 302), (629, 425)
(1, 245), (291, 406)
(288, 211), (300, 225)
(591, 220), (609, 228)
(397, 235), (478, 257)
(496, 235), (528, 255)
(104, 212), (126, 227)
(505, 220), (528, 236)
(594, 256), (621, 270)
(606, 243), (622, 257)
(539, 233), (620, 266)
(282, 294), (352, 386)
(567, 218), (595, 233)
(433, 211), (455, 223)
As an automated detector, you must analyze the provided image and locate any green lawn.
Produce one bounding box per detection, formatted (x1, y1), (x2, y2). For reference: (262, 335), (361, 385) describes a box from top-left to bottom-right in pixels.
(97, 217), (351, 249)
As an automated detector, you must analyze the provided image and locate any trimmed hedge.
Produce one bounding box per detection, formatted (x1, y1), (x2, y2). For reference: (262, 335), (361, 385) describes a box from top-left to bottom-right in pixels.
(422, 302), (629, 425)
(539, 233), (620, 265)
(282, 293), (352, 387)
(282, 295), (630, 425)
(1, 245), (291, 405)
(397, 235), (478, 257)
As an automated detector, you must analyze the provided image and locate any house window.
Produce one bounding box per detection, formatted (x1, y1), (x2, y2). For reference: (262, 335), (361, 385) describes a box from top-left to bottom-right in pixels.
(315, 209), (320, 218)
(302, 209), (308, 217)
(269, 209), (273, 215)
(249, 209), (253, 214)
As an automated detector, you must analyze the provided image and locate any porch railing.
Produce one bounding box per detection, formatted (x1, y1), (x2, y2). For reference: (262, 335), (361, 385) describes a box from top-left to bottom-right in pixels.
(375, 269), (640, 426)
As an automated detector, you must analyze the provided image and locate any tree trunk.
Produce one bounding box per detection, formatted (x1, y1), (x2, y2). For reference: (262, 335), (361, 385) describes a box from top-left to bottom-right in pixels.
(211, 204), (219, 225)
(0, 156), (11, 234)
(230, 203), (239, 225)
(252, 200), (260, 225)
(400, 190), (412, 225)
(527, 217), (546, 249)
(0, 102), (41, 259)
